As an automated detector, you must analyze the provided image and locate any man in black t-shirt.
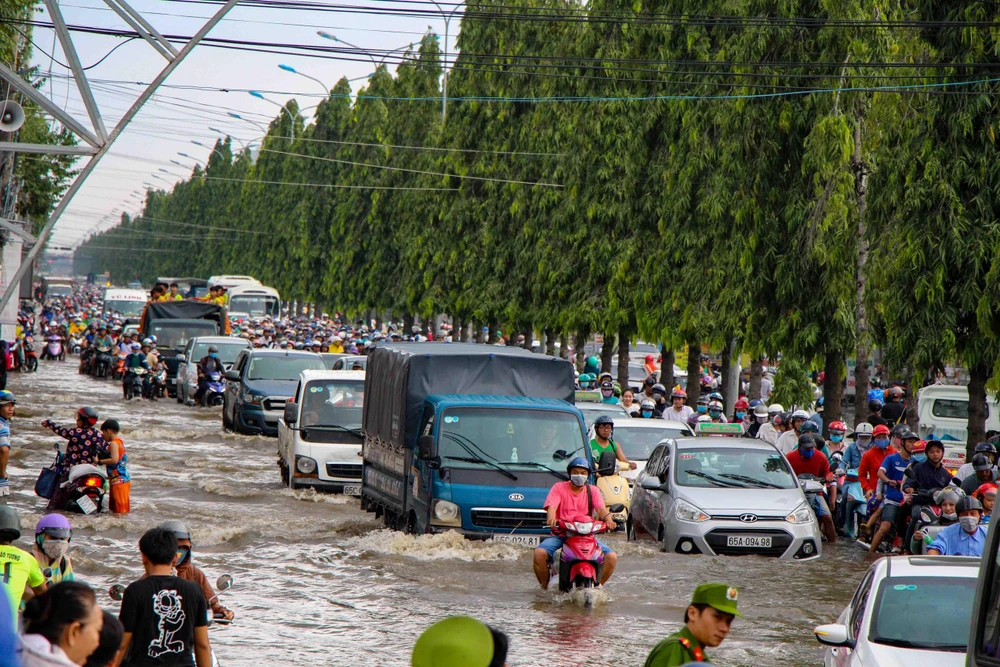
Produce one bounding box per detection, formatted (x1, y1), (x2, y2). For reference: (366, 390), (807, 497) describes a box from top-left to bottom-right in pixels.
(880, 386), (906, 425)
(116, 528), (212, 667)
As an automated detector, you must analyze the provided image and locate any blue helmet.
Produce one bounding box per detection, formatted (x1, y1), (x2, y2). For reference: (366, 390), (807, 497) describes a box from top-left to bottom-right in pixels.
(566, 456), (591, 475)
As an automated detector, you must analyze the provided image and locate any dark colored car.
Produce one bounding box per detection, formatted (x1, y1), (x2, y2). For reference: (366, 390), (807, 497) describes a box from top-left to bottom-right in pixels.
(222, 349), (326, 436)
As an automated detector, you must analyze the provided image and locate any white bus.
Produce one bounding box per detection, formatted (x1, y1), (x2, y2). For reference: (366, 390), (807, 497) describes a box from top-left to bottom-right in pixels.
(227, 284), (280, 319)
(207, 275), (261, 290)
(103, 288), (148, 318)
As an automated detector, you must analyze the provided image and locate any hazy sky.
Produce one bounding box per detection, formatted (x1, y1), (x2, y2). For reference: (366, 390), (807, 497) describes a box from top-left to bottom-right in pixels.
(25, 0), (454, 248)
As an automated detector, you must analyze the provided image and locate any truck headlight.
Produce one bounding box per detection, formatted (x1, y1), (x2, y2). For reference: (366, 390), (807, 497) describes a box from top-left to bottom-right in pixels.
(432, 499), (461, 526)
(295, 456), (317, 475)
(786, 503), (815, 524)
(674, 499), (710, 523)
(246, 393), (263, 406)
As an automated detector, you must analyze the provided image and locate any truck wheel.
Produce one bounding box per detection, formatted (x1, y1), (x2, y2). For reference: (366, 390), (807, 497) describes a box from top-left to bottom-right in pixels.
(404, 512), (417, 535)
(279, 460), (289, 485)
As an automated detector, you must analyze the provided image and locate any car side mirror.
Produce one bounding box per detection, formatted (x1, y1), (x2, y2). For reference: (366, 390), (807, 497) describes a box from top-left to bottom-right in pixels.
(176, 355), (186, 362)
(813, 624), (854, 648)
(224, 370), (239, 381)
(640, 477), (666, 491)
(283, 403), (297, 425)
(418, 434), (434, 460)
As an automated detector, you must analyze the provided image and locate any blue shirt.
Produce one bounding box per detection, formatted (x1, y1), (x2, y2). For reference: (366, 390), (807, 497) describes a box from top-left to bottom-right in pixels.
(928, 523), (987, 557)
(841, 442), (864, 471)
(0, 417), (10, 452)
(880, 452), (912, 503)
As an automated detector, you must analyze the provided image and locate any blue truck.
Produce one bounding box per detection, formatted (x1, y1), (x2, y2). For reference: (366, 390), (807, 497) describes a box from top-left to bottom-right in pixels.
(361, 343), (589, 546)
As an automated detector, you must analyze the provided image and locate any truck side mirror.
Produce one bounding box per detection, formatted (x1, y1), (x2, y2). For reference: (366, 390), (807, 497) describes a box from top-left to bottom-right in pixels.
(283, 403), (297, 425)
(418, 435), (434, 460)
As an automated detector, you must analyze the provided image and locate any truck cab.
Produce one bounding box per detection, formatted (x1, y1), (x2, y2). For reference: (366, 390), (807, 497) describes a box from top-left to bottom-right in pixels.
(278, 369), (365, 494)
(140, 301), (229, 398)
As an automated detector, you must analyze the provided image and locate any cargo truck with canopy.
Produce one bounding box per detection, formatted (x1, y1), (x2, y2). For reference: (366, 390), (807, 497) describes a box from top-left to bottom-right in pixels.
(361, 343), (588, 546)
(139, 301), (230, 398)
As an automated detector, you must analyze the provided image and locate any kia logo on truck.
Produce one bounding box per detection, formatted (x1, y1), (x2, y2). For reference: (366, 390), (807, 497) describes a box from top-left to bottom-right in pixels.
(508, 493), (524, 502)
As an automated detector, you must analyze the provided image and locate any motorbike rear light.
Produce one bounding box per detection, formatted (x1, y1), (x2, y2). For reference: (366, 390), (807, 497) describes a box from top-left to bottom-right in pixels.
(83, 476), (102, 487)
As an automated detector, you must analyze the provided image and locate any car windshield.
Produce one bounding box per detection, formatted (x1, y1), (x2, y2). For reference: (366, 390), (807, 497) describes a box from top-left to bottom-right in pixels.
(150, 322), (217, 350)
(229, 295), (280, 317)
(578, 404), (628, 423)
(614, 425), (690, 461)
(320, 354), (346, 370)
(191, 341), (248, 364)
(334, 357), (367, 371)
(300, 380), (364, 432)
(247, 355), (325, 380)
(869, 576), (975, 651)
(104, 300), (145, 317)
(438, 407), (586, 470)
(674, 447), (797, 488)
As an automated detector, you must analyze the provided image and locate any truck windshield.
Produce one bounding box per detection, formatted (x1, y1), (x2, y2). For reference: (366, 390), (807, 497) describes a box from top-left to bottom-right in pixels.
(150, 322), (218, 350)
(438, 407), (585, 470)
(47, 285), (72, 297)
(247, 355), (325, 381)
(301, 380), (364, 430)
(869, 576), (974, 651)
(229, 296), (280, 317)
(104, 300), (145, 317)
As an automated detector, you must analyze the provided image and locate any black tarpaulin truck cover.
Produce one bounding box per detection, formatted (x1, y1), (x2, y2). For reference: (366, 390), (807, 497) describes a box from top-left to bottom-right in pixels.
(363, 343), (576, 451)
(139, 300), (230, 334)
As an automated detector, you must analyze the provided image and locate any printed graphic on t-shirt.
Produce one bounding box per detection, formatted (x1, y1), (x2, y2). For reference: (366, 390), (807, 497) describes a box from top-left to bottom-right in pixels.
(148, 589), (186, 658)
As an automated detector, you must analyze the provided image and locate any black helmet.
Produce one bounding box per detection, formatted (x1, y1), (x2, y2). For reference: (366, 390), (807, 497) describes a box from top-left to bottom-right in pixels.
(868, 399), (884, 411)
(77, 406), (98, 426)
(0, 506), (21, 541)
(973, 453), (993, 472)
(593, 415), (615, 430)
(643, 375), (656, 387)
(797, 433), (817, 449)
(159, 519), (192, 541)
(208, 345), (219, 353)
(958, 496), (984, 514)
(976, 442), (998, 455)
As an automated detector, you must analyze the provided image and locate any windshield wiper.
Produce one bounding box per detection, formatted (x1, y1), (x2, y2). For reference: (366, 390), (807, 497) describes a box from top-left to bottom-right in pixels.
(720, 473), (783, 489)
(302, 424), (363, 437)
(685, 470), (746, 488)
(873, 638), (964, 651)
(502, 461), (568, 480)
(441, 434), (518, 480)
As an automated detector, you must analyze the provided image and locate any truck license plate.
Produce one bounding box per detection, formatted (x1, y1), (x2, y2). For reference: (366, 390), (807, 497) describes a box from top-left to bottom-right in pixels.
(76, 495), (98, 514)
(493, 534), (541, 547)
(727, 535), (771, 548)
(342, 484), (361, 497)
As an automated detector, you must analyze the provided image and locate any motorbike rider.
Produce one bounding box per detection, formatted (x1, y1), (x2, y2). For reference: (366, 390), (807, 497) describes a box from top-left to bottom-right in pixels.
(620, 389), (639, 416)
(650, 384), (670, 414)
(747, 403), (768, 439)
(961, 453), (998, 495)
(733, 397), (749, 427)
(40, 407), (105, 511)
(956, 442), (998, 481)
(638, 398), (659, 419)
(755, 404), (783, 444)
(662, 389), (692, 423)
(0, 506), (46, 619)
(881, 386), (906, 424)
(158, 520), (235, 621)
(776, 409), (809, 455)
(785, 434), (837, 543)
(909, 487), (962, 554)
(869, 426), (914, 553)
(926, 496), (987, 556)
(976, 483), (996, 524)
(598, 381), (618, 405)
(194, 345), (225, 404)
(867, 398), (888, 428)
(687, 396), (711, 427)
(532, 457), (618, 590)
(122, 342), (149, 399)
(32, 514), (74, 585)
(707, 400), (727, 424)
(826, 421), (848, 456)
(589, 416), (637, 471)
(840, 422), (874, 473)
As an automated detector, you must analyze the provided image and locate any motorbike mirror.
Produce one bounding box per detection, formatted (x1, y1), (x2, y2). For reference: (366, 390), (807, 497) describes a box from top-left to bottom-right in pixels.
(109, 584), (125, 601)
(801, 479), (825, 494)
(596, 451), (617, 476)
(552, 449), (568, 462)
(216, 574), (233, 591)
(607, 503), (625, 514)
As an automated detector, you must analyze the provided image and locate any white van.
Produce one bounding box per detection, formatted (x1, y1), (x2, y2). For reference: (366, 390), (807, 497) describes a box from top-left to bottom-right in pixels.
(227, 284), (280, 319)
(917, 383), (1000, 443)
(207, 275), (260, 290)
(103, 288), (147, 318)
(277, 370), (365, 494)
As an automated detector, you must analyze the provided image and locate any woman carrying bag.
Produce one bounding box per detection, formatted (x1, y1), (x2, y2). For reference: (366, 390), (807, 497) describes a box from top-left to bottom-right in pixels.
(39, 408), (105, 511)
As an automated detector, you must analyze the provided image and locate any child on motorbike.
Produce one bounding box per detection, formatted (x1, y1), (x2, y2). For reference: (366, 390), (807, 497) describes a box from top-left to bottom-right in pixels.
(975, 483), (996, 525)
(98, 419), (130, 514)
(910, 487), (962, 554)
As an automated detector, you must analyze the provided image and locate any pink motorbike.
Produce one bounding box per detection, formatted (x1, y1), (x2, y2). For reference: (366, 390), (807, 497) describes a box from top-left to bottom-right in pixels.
(548, 503), (623, 603)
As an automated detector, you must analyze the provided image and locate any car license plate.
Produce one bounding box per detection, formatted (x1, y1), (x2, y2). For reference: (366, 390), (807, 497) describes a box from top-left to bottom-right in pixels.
(76, 495), (98, 514)
(493, 534), (541, 547)
(342, 484), (361, 497)
(726, 535), (771, 548)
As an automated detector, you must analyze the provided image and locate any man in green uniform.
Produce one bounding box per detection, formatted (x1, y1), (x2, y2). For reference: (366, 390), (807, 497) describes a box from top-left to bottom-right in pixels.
(644, 583), (741, 666)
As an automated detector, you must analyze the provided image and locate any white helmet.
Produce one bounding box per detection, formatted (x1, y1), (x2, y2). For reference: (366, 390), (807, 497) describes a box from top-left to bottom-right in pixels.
(767, 403), (783, 414)
(790, 409), (810, 421)
(853, 422), (874, 437)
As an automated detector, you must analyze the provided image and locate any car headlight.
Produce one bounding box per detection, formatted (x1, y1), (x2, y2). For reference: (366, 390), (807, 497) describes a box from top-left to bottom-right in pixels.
(674, 499), (711, 523)
(245, 393), (263, 406)
(786, 503), (815, 524)
(295, 456), (317, 474)
(432, 499), (461, 525)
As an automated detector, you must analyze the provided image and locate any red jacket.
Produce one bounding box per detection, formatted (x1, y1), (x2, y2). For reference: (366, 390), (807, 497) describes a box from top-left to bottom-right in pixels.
(859, 446), (896, 493)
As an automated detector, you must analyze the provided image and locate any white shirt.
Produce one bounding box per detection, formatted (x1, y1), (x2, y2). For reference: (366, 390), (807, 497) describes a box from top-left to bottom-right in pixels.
(760, 376), (773, 399)
(18, 635), (78, 667)
(776, 429), (799, 455)
(757, 422), (779, 445)
(663, 405), (694, 423)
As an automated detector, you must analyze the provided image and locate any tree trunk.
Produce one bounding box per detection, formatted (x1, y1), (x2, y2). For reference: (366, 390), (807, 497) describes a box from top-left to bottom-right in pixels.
(600, 332), (615, 375)
(823, 351), (843, 438)
(852, 113), (872, 429)
(403, 313), (415, 339)
(559, 333), (569, 360)
(968, 364), (990, 458)
(574, 332), (586, 370)
(720, 341), (733, 408)
(660, 346), (674, 390)
(905, 379), (920, 433)
(453, 315), (463, 342)
(617, 328), (630, 388)
(487, 321), (499, 345)
(545, 329), (556, 356)
(749, 356), (763, 400)
(685, 342), (701, 407)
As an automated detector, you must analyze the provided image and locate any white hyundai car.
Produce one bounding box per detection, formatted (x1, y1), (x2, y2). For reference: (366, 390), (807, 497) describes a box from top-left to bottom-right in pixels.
(814, 555), (979, 666)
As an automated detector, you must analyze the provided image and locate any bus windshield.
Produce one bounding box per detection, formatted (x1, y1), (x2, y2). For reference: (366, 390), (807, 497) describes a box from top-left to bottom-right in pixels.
(104, 299), (146, 317)
(229, 296), (279, 317)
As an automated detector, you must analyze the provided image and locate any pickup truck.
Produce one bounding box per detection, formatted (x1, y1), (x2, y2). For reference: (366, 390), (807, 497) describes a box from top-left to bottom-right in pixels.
(139, 301), (230, 398)
(223, 348), (325, 436)
(361, 343), (588, 547)
(278, 369), (365, 492)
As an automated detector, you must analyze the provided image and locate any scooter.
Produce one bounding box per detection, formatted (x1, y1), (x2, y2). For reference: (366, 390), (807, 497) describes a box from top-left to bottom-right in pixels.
(15, 337), (37, 373)
(94, 345), (112, 378)
(148, 368), (167, 399)
(594, 451), (630, 531)
(840, 468), (867, 540)
(110, 575), (233, 667)
(548, 502), (625, 607)
(61, 464), (108, 514)
(201, 371), (225, 407)
(41, 335), (64, 361)
(123, 367), (147, 401)
(69, 335), (83, 355)
(111, 352), (126, 381)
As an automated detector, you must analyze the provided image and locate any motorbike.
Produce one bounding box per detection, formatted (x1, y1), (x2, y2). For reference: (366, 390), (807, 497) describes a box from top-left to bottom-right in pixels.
(61, 464), (108, 514)
(69, 335), (83, 355)
(594, 451), (630, 531)
(94, 345), (113, 378)
(110, 574), (233, 667)
(14, 337), (37, 373)
(548, 502), (625, 607)
(111, 352), (126, 381)
(839, 468), (867, 540)
(41, 335), (64, 361)
(202, 371), (225, 407)
(123, 367), (147, 401)
(148, 368), (167, 399)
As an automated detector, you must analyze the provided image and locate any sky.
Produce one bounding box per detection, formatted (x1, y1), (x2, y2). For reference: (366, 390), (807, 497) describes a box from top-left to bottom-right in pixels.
(22, 0), (457, 249)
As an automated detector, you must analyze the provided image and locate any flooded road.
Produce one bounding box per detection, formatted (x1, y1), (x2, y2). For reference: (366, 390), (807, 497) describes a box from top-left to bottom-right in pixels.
(7, 360), (873, 666)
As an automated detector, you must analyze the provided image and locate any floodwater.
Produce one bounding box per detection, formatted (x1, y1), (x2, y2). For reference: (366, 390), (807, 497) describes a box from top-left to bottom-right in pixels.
(6, 360), (873, 666)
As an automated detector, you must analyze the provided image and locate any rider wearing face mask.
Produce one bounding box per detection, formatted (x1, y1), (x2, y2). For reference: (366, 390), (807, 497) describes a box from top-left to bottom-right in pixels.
(826, 421), (848, 457)
(868, 426), (913, 554)
(687, 396), (711, 427)
(639, 398), (659, 419)
(858, 424), (895, 502)
(533, 457), (618, 590)
(909, 487), (962, 554)
(926, 496), (987, 556)
(898, 433), (953, 552)
(158, 520), (235, 621)
(785, 434), (837, 543)
(33, 514), (74, 586)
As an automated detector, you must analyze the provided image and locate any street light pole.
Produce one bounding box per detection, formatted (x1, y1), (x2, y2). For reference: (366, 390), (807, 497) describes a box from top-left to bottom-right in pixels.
(249, 91), (297, 140)
(278, 64), (329, 97)
(429, 1), (461, 121)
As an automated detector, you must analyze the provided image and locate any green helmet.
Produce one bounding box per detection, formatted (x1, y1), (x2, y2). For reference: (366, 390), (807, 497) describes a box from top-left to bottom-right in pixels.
(0, 506), (22, 540)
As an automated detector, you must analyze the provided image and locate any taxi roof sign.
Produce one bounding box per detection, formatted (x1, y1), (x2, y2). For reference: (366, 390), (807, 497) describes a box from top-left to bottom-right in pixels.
(695, 422), (745, 436)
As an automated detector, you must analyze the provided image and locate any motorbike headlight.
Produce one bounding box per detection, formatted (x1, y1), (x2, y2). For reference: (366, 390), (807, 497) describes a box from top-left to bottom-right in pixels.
(674, 499), (711, 523)
(574, 521), (594, 534)
(245, 393), (263, 406)
(786, 503), (815, 524)
(295, 455), (317, 474)
(432, 499), (461, 525)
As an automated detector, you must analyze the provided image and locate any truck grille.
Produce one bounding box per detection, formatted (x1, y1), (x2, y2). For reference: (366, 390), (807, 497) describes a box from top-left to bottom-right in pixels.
(325, 463), (362, 480)
(704, 529), (792, 557)
(471, 509), (547, 531)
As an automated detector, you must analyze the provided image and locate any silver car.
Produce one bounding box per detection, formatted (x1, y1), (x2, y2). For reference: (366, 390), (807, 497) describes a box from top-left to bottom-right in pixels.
(629, 435), (822, 560)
